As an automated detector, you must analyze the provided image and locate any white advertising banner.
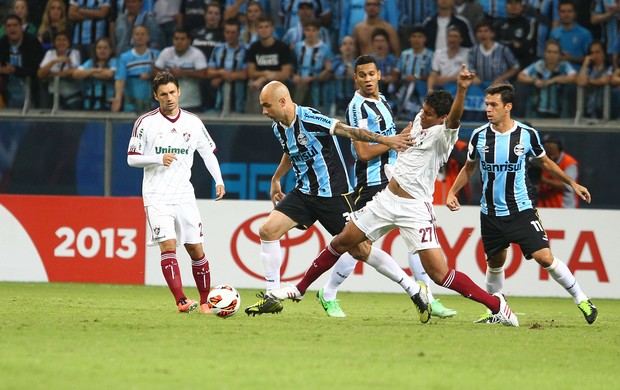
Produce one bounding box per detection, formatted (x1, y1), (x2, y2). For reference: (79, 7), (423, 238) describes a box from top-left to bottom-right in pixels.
(144, 200), (618, 299)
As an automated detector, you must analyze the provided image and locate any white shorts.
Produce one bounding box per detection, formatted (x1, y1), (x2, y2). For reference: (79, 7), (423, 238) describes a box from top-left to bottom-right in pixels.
(145, 203), (204, 246)
(350, 189), (440, 253)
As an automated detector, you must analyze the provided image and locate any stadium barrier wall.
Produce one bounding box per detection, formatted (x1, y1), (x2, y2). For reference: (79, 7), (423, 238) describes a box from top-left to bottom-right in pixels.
(1, 195), (616, 299)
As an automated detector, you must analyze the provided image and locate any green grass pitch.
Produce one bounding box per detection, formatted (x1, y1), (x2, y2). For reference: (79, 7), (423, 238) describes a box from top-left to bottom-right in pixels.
(1, 282), (618, 389)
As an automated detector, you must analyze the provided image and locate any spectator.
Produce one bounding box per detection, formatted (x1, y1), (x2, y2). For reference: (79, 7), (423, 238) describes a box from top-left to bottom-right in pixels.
(153, 0), (181, 47)
(517, 40), (577, 118)
(330, 35), (356, 115)
(244, 15), (293, 114)
(206, 18), (248, 113)
(469, 20), (520, 88)
(282, 0), (330, 51)
(191, 2), (224, 62)
(112, 25), (159, 112)
(223, 0), (271, 24)
(370, 27), (398, 102)
(340, 0), (399, 45)
(550, 0), (593, 71)
(427, 25), (470, 91)
(114, 0), (163, 56)
(154, 28), (208, 111)
(453, 0), (486, 29)
(68, 0), (112, 61)
(37, 0), (70, 52)
(353, 0), (400, 55)
(537, 136), (579, 208)
(611, 62), (620, 115)
(37, 30), (82, 110)
(0, 0), (37, 38)
(392, 25), (434, 119)
(576, 41), (613, 118)
(479, 0), (508, 20)
(524, 0), (559, 57)
(292, 19), (333, 113)
(494, 0), (537, 69)
(591, 0), (620, 64)
(240, 1), (262, 46)
(0, 14), (43, 108)
(422, 0), (474, 51)
(180, 0), (208, 33)
(73, 37), (117, 110)
(279, 0), (332, 33)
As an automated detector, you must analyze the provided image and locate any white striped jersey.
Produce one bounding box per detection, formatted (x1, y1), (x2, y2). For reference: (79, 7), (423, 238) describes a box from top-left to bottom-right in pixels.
(128, 108), (217, 206)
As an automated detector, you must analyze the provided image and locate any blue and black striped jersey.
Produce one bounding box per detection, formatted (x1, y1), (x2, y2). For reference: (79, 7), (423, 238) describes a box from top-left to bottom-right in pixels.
(273, 105), (352, 197)
(346, 92), (397, 189)
(467, 121), (545, 216)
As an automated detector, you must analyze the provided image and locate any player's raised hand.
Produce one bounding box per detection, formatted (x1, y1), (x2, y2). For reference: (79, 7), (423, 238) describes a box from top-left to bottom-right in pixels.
(457, 64), (476, 89)
(383, 132), (416, 152)
(446, 193), (461, 211)
(214, 184), (226, 201)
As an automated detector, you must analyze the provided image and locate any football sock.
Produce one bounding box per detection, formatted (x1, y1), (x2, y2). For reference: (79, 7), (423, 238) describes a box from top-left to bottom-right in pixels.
(545, 257), (588, 304)
(486, 266), (504, 294)
(260, 239), (281, 292)
(296, 244), (341, 295)
(191, 254), (210, 304)
(323, 252), (357, 302)
(160, 251), (185, 303)
(408, 252), (435, 302)
(442, 269), (500, 313)
(367, 247), (420, 298)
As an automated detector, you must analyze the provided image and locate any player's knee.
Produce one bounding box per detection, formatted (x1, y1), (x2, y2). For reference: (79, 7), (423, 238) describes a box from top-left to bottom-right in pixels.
(258, 222), (281, 241)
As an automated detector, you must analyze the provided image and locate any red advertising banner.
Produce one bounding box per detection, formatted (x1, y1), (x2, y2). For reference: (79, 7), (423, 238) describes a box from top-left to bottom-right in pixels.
(0, 195), (146, 284)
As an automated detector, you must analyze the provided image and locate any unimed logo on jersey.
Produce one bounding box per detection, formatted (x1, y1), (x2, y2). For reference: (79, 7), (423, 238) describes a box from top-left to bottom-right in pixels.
(155, 146), (190, 154)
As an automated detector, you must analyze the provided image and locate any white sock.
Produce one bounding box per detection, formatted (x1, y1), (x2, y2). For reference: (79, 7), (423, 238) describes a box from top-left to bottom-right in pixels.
(486, 266), (504, 294)
(545, 257), (588, 304)
(367, 247), (420, 297)
(322, 252), (357, 301)
(407, 252), (435, 302)
(260, 240), (281, 292)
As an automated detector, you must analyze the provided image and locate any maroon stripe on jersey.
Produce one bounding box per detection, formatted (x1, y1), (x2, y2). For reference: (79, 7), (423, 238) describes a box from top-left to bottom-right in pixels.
(127, 152), (142, 155)
(160, 108), (182, 123)
(132, 108), (159, 137)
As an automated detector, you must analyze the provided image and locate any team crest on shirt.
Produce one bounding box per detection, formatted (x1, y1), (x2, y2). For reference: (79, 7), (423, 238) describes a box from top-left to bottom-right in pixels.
(374, 114), (383, 124)
(513, 143), (525, 156)
(183, 132), (191, 142)
(153, 226), (161, 237)
(297, 133), (309, 145)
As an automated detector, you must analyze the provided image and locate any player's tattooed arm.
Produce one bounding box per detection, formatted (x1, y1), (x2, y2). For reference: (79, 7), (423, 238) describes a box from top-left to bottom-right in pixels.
(333, 122), (413, 152)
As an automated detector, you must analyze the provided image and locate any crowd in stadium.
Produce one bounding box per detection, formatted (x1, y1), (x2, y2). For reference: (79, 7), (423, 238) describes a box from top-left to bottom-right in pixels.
(0, 0), (619, 119)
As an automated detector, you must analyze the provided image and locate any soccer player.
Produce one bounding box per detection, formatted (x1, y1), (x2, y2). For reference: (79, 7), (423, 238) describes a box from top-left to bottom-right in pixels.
(244, 81), (431, 319)
(315, 54), (457, 319)
(266, 66), (520, 327)
(446, 82), (598, 325)
(127, 71), (225, 314)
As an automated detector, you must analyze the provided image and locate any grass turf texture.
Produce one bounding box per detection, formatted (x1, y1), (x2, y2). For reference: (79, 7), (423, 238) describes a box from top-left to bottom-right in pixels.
(1, 282), (617, 389)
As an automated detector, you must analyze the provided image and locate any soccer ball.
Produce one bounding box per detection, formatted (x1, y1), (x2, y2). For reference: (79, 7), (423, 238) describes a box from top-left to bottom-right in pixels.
(206, 285), (241, 318)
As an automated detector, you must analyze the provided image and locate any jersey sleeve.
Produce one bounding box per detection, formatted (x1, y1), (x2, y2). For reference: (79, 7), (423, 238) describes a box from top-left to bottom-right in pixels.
(195, 121), (217, 156)
(467, 131), (480, 162)
(128, 118), (146, 155)
(299, 107), (339, 134)
(528, 129), (545, 158)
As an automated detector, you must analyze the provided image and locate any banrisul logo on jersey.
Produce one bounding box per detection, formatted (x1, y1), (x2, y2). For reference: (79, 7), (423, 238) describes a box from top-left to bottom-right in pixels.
(155, 146), (190, 154)
(480, 161), (523, 172)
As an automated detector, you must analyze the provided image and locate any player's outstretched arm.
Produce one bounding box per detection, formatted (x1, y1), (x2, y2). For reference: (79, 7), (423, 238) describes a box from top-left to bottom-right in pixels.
(539, 155), (591, 203)
(333, 122), (414, 152)
(446, 64), (476, 130)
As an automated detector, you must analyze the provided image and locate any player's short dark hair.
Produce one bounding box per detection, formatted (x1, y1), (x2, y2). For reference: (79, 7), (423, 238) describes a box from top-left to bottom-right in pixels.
(152, 71), (179, 94)
(424, 90), (453, 117)
(354, 54), (378, 72)
(485, 83), (515, 105)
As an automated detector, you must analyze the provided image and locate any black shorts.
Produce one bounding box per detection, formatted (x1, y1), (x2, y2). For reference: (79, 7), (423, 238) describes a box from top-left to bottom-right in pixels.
(480, 208), (550, 259)
(274, 188), (355, 235)
(352, 184), (386, 210)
